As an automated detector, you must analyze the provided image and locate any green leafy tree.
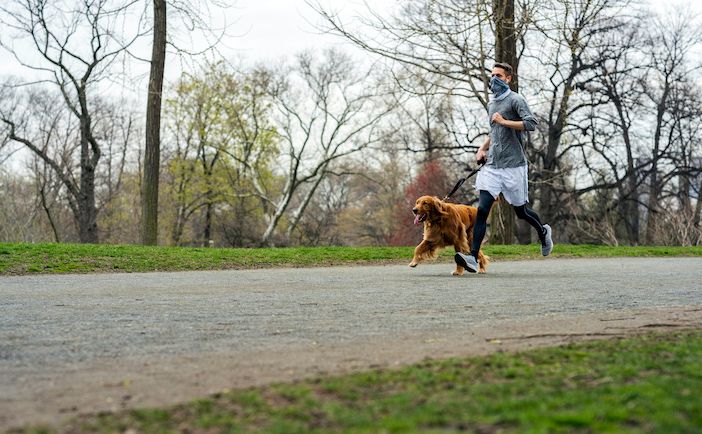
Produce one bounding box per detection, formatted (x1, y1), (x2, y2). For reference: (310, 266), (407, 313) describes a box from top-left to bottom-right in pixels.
(163, 62), (278, 246)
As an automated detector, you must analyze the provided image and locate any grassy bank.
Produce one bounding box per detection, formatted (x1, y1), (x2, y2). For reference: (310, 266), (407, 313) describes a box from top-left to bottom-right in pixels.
(16, 330), (702, 433)
(1, 242), (701, 275)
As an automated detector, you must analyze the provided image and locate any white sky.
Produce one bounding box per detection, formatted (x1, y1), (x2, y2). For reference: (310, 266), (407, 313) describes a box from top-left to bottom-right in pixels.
(211, 0), (701, 61)
(225, 0), (386, 61)
(0, 1), (395, 94)
(0, 0), (698, 92)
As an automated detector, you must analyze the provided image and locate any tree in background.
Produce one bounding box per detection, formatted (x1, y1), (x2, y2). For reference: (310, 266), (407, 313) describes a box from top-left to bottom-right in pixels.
(0, 171), (44, 242)
(569, 7), (702, 245)
(260, 49), (396, 246)
(141, 0), (167, 246)
(330, 144), (411, 246)
(388, 71), (460, 160)
(524, 0), (628, 227)
(640, 11), (702, 244)
(0, 0), (144, 243)
(291, 175), (351, 246)
(0, 88), (138, 243)
(579, 22), (647, 245)
(388, 159), (453, 246)
(163, 62), (279, 246)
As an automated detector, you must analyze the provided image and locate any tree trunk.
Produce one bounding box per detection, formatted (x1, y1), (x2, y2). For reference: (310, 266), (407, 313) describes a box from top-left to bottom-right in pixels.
(285, 167), (329, 241)
(645, 169), (660, 244)
(645, 100), (667, 244)
(490, 0), (517, 244)
(39, 184), (61, 243)
(172, 206), (186, 246)
(622, 179), (640, 246)
(620, 100), (640, 246)
(78, 114), (99, 243)
(539, 119), (565, 226)
(203, 199), (213, 246)
(141, 0), (167, 245)
(693, 177), (702, 245)
(261, 177), (296, 247)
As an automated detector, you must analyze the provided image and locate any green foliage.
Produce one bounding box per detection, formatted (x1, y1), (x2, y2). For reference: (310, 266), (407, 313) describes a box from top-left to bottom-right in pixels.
(163, 61), (280, 245)
(0, 242), (701, 275)
(14, 331), (702, 433)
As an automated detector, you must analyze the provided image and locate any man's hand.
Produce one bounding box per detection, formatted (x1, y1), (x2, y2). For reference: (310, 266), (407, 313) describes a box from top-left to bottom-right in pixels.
(491, 112), (505, 125)
(476, 148), (488, 164)
(491, 112), (525, 131)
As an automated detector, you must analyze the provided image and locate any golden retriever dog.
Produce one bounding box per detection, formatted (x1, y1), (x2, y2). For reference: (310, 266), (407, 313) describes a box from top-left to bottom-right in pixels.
(409, 195), (489, 275)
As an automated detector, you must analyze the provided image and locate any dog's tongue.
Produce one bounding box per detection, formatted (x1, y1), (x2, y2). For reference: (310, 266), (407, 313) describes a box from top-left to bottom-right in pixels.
(413, 214), (420, 225)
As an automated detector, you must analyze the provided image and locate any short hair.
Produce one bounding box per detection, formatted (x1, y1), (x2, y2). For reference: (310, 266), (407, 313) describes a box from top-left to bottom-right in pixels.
(493, 62), (514, 77)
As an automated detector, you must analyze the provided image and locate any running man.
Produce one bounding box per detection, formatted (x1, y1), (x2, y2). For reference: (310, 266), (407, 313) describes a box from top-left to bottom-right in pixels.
(455, 62), (553, 273)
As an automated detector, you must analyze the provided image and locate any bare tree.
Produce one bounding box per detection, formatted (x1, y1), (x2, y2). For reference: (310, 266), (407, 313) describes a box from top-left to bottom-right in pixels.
(1, 83), (140, 242)
(310, 0), (515, 105)
(94, 99), (139, 243)
(293, 175), (351, 246)
(258, 49), (396, 246)
(0, 170), (44, 242)
(520, 0), (630, 228)
(386, 70), (463, 160)
(639, 10), (702, 244)
(672, 90), (702, 244)
(574, 21), (647, 245)
(33, 157), (63, 243)
(548, 6), (702, 245)
(0, 0), (145, 243)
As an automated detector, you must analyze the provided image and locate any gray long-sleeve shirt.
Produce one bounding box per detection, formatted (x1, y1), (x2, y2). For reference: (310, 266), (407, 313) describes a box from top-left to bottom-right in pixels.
(486, 91), (538, 168)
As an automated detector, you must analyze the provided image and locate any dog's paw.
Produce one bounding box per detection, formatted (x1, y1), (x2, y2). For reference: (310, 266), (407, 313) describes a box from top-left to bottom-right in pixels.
(409, 262), (418, 268)
(452, 269), (464, 276)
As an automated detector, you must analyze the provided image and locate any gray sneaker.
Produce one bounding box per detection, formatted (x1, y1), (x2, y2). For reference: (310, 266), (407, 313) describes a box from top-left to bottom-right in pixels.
(454, 252), (478, 273)
(541, 224), (553, 256)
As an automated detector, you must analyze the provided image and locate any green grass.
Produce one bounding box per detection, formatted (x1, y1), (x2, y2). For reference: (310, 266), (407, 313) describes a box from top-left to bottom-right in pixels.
(1, 242), (701, 275)
(16, 330), (702, 433)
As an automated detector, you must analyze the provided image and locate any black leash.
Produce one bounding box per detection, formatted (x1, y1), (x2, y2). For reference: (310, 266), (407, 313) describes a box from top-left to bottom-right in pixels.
(442, 161), (485, 201)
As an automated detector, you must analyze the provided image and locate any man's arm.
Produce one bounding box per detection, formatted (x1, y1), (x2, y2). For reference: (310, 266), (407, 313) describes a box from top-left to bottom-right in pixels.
(491, 113), (525, 130)
(476, 136), (490, 163)
(491, 96), (538, 131)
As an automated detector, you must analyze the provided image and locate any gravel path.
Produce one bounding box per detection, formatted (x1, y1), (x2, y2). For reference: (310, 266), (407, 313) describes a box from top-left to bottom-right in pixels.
(1, 257), (701, 429)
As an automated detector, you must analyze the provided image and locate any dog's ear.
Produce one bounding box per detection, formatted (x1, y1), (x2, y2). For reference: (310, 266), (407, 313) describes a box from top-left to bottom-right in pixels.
(432, 197), (449, 217)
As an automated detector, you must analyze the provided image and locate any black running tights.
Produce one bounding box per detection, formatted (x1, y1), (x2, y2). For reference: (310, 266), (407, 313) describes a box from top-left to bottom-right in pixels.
(470, 190), (546, 257)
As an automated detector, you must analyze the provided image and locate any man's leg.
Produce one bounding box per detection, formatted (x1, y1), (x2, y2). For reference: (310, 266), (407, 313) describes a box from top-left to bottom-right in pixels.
(455, 190), (494, 272)
(471, 190), (495, 257)
(513, 205), (553, 256)
(513, 205), (545, 242)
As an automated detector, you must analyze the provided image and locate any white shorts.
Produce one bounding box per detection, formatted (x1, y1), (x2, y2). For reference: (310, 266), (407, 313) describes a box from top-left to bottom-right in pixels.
(474, 164), (529, 206)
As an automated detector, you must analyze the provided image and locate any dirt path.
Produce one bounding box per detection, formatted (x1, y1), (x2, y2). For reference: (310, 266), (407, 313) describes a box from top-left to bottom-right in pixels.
(1, 257), (701, 430)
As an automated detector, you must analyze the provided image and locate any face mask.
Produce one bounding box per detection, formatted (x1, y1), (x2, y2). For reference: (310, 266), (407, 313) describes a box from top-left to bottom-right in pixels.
(489, 76), (510, 97)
